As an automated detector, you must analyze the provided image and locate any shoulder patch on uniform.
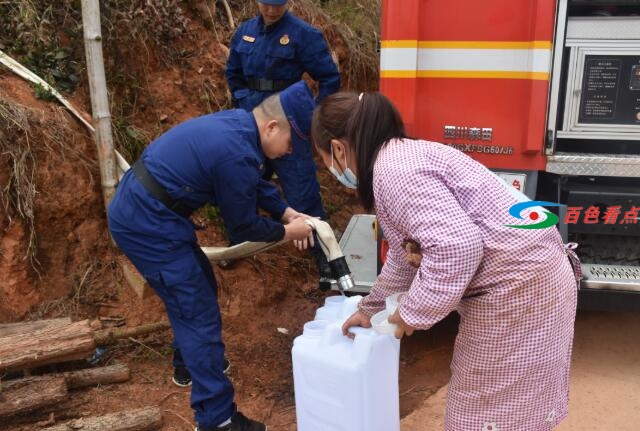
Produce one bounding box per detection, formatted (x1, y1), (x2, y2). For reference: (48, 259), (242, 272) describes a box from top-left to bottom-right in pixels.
(279, 34), (290, 45)
(242, 35), (256, 42)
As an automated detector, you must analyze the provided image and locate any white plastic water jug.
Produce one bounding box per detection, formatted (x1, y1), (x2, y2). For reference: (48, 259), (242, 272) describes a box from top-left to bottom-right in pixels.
(313, 294), (362, 322)
(292, 318), (400, 431)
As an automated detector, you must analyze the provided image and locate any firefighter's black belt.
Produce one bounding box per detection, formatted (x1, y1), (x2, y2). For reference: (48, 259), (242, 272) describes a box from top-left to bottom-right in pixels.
(246, 78), (297, 92)
(132, 159), (194, 218)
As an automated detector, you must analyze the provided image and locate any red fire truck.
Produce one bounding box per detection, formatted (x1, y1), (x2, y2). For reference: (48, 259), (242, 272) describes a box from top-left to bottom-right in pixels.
(336, 0), (640, 311)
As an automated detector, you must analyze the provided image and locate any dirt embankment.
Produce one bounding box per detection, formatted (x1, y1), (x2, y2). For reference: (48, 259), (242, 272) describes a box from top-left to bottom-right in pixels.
(0, 0), (377, 322)
(0, 75), (110, 321)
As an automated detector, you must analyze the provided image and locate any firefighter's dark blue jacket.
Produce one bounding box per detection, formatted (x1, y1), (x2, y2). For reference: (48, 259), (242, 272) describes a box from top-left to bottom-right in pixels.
(225, 11), (340, 110)
(269, 80), (326, 218)
(108, 109), (287, 246)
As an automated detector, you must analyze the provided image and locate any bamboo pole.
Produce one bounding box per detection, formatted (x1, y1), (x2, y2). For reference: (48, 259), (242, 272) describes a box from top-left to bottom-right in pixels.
(221, 0), (235, 30)
(81, 0), (118, 208)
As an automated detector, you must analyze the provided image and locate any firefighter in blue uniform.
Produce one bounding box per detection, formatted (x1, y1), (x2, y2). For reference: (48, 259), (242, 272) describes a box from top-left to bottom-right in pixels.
(107, 85), (314, 431)
(225, 0), (340, 110)
(225, 0), (340, 220)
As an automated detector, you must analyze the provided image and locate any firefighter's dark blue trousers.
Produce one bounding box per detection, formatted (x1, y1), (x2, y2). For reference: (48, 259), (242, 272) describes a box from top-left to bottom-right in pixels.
(109, 217), (233, 428)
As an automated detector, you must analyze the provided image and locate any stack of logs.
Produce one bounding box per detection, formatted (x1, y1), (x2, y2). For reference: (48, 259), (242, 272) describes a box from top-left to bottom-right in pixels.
(0, 317), (170, 430)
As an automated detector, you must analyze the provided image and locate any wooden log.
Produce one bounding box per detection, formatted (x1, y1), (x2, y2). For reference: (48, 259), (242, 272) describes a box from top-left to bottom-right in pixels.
(0, 318), (71, 337)
(63, 363), (130, 389)
(94, 321), (170, 346)
(1, 363), (130, 392)
(41, 406), (163, 431)
(0, 319), (96, 373)
(0, 376), (68, 419)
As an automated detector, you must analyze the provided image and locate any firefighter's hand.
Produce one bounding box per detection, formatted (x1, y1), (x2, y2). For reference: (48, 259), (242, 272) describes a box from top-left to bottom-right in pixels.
(284, 217), (314, 246)
(282, 207), (315, 249)
(387, 309), (415, 339)
(342, 310), (372, 339)
(293, 234), (315, 251)
(281, 207), (304, 223)
(292, 219), (315, 250)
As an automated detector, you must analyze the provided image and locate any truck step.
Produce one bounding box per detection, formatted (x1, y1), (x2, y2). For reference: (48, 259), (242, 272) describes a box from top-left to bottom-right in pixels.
(582, 264), (640, 292)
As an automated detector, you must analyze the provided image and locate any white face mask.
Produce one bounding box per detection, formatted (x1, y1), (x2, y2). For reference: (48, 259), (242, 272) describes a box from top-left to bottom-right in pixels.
(328, 144), (358, 189)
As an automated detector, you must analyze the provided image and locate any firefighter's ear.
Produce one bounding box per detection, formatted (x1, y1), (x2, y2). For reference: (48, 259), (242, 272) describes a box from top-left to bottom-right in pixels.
(263, 119), (280, 138)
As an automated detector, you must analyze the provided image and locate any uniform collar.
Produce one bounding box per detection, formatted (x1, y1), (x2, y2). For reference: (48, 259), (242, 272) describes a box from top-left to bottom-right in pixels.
(258, 11), (289, 34)
(249, 112), (266, 161)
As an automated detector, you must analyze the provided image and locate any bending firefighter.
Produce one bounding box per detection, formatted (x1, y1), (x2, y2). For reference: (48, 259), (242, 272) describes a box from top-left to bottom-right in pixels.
(107, 86), (314, 431)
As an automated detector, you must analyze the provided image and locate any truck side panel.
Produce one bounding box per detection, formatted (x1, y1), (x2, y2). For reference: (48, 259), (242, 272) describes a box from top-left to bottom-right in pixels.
(380, 0), (556, 170)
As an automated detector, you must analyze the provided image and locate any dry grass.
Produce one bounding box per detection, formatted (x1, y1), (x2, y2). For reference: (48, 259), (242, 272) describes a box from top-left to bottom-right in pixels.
(27, 257), (118, 320)
(0, 97), (94, 272)
(0, 100), (39, 269)
(294, 0), (381, 90)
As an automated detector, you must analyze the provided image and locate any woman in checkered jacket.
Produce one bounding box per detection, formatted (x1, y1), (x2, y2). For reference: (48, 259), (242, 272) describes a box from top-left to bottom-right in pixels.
(311, 91), (581, 431)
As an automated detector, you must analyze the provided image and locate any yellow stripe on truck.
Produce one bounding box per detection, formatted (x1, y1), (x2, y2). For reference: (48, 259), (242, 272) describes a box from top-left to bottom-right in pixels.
(380, 40), (551, 80)
(381, 40), (551, 49)
(381, 70), (549, 80)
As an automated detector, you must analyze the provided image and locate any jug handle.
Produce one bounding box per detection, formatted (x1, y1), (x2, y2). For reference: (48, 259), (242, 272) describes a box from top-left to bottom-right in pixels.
(321, 322), (347, 347)
(352, 330), (375, 363)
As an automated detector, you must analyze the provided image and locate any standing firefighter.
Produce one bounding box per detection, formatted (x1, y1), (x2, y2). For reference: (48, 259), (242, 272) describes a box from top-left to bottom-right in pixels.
(225, 0), (340, 222)
(108, 86), (315, 431)
(312, 91), (581, 430)
(225, 0), (340, 110)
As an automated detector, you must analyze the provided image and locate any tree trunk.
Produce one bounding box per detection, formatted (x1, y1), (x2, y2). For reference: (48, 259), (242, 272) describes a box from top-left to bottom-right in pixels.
(41, 406), (163, 431)
(0, 376), (68, 419)
(0, 319), (96, 373)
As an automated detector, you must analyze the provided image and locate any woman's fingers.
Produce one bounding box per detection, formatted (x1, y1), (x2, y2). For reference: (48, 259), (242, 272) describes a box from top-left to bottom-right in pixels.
(388, 309), (415, 339)
(341, 311), (371, 338)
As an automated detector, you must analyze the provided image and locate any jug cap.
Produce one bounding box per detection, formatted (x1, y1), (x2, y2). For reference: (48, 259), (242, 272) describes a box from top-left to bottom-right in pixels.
(371, 310), (397, 335)
(303, 320), (331, 337)
(385, 292), (405, 315)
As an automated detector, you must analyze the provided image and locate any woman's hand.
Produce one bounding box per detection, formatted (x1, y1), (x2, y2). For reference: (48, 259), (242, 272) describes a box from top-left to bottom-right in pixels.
(387, 309), (416, 339)
(341, 310), (372, 339)
(402, 239), (422, 268)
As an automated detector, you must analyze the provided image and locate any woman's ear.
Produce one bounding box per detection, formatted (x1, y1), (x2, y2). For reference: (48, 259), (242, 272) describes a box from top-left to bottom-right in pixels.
(330, 138), (347, 161)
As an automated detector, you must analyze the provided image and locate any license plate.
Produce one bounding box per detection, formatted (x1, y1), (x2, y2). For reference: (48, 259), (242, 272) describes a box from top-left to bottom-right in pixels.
(495, 172), (526, 193)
